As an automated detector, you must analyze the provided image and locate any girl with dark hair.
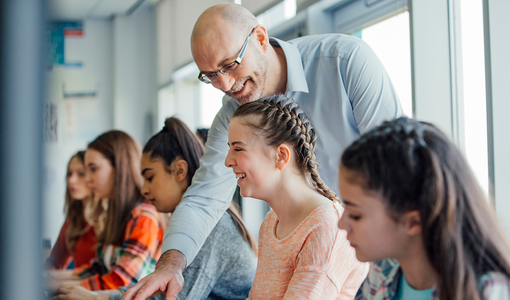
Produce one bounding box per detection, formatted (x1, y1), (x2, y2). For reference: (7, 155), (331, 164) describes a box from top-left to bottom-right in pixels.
(225, 95), (368, 299)
(47, 151), (97, 269)
(49, 130), (164, 291)
(338, 117), (510, 300)
(53, 117), (257, 300)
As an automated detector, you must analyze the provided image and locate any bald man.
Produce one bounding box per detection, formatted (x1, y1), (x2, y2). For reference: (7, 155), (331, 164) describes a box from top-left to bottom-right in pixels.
(124, 3), (403, 300)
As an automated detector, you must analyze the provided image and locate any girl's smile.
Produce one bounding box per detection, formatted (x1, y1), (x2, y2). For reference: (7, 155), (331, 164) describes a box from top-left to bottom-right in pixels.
(225, 118), (280, 200)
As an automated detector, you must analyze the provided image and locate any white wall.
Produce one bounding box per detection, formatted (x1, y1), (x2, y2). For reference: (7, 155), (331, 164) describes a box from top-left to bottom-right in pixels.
(113, 6), (158, 145)
(44, 7), (158, 245)
(44, 19), (114, 244)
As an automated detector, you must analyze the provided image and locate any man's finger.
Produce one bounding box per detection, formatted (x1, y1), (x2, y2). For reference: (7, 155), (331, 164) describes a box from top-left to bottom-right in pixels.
(124, 277), (163, 300)
(164, 279), (183, 300)
(121, 278), (146, 300)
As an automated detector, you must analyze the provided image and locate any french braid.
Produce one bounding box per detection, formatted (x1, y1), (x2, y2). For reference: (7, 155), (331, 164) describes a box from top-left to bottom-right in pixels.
(232, 94), (340, 202)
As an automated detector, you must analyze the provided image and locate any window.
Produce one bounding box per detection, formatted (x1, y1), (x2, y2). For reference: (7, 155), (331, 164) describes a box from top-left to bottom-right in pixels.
(360, 11), (413, 117)
(459, 0), (489, 196)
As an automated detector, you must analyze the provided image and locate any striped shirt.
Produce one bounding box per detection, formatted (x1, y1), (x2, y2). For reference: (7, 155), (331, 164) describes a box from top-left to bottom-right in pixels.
(356, 259), (510, 300)
(248, 202), (369, 299)
(75, 202), (163, 290)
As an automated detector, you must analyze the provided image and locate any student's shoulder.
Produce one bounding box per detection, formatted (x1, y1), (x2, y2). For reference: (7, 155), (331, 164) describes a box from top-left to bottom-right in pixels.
(307, 202), (344, 227)
(355, 259), (401, 300)
(130, 202), (159, 222)
(288, 33), (368, 61)
(478, 272), (510, 299)
(193, 211), (255, 264)
(294, 203), (343, 246)
(208, 211), (241, 240)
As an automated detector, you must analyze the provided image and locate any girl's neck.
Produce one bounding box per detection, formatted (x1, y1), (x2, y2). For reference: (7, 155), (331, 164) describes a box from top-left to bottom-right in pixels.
(397, 240), (438, 290)
(268, 173), (331, 239)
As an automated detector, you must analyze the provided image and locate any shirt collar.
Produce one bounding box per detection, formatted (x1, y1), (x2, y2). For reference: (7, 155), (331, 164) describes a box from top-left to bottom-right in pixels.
(269, 37), (309, 95)
(377, 259), (403, 288)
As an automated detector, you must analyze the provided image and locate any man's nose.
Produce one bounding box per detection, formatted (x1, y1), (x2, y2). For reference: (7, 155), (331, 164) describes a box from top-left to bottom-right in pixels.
(215, 73), (235, 92)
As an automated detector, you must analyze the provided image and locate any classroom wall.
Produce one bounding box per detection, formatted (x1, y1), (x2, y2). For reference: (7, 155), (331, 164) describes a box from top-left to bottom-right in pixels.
(43, 6), (157, 245)
(113, 6), (158, 145)
(44, 19), (114, 245)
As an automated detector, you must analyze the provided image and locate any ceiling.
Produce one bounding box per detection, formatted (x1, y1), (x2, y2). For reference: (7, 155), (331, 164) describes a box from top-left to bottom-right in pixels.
(48, 0), (158, 20)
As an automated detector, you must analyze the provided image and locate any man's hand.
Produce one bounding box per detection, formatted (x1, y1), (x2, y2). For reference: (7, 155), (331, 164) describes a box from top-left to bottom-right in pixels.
(122, 250), (186, 300)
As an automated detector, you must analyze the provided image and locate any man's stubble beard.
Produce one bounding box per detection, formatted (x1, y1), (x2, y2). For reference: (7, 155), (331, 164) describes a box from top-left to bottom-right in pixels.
(227, 51), (269, 105)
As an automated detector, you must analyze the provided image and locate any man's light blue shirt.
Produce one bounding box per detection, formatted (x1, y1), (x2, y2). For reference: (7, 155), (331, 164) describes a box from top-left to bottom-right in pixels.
(162, 33), (403, 265)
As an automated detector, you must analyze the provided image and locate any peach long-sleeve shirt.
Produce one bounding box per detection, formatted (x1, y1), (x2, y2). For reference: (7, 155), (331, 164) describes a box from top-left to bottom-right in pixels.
(248, 202), (369, 300)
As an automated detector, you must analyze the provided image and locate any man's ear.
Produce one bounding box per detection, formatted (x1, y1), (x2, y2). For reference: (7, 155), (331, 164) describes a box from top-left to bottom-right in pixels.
(253, 25), (270, 53)
(173, 159), (188, 182)
(402, 210), (422, 236)
(275, 144), (291, 170)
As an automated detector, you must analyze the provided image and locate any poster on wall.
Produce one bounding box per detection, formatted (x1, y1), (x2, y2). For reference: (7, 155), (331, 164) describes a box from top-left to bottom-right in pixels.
(44, 103), (58, 143)
(47, 21), (84, 69)
(62, 82), (100, 142)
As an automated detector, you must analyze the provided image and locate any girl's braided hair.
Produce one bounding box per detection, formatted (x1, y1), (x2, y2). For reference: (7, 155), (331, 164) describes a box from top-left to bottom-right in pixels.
(232, 94), (339, 202)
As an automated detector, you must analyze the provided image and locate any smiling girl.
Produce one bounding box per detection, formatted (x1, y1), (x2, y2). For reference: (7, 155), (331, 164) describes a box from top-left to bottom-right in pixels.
(225, 95), (368, 299)
(338, 117), (510, 300)
(47, 151), (96, 270)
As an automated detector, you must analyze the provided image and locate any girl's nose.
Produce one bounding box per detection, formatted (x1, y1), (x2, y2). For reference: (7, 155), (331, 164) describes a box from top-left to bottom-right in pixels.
(338, 214), (349, 231)
(225, 150), (236, 168)
(141, 183), (149, 198)
(84, 171), (92, 185)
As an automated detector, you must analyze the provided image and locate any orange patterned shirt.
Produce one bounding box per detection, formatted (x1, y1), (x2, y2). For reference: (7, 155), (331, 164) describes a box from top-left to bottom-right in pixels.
(248, 202), (369, 300)
(74, 202), (163, 290)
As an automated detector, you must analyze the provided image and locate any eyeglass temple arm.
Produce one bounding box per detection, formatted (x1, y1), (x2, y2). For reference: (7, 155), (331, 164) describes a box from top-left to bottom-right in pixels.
(235, 27), (256, 62)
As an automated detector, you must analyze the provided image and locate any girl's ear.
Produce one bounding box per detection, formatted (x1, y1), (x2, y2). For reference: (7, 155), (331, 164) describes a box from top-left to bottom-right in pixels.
(275, 144), (291, 171)
(173, 159), (188, 182)
(403, 210), (422, 236)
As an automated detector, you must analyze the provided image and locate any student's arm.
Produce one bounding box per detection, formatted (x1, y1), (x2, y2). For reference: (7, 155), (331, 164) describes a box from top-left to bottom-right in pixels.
(47, 219), (72, 269)
(342, 38), (404, 134)
(50, 286), (120, 300)
(81, 208), (161, 290)
(122, 100), (238, 300)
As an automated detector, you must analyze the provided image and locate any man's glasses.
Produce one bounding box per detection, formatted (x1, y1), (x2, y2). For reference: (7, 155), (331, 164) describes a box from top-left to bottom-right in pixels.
(198, 28), (255, 84)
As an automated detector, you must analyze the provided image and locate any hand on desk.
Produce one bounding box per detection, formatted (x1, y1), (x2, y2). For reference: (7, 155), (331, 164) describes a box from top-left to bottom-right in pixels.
(121, 250), (186, 300)
(46, 269), (75, 281)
